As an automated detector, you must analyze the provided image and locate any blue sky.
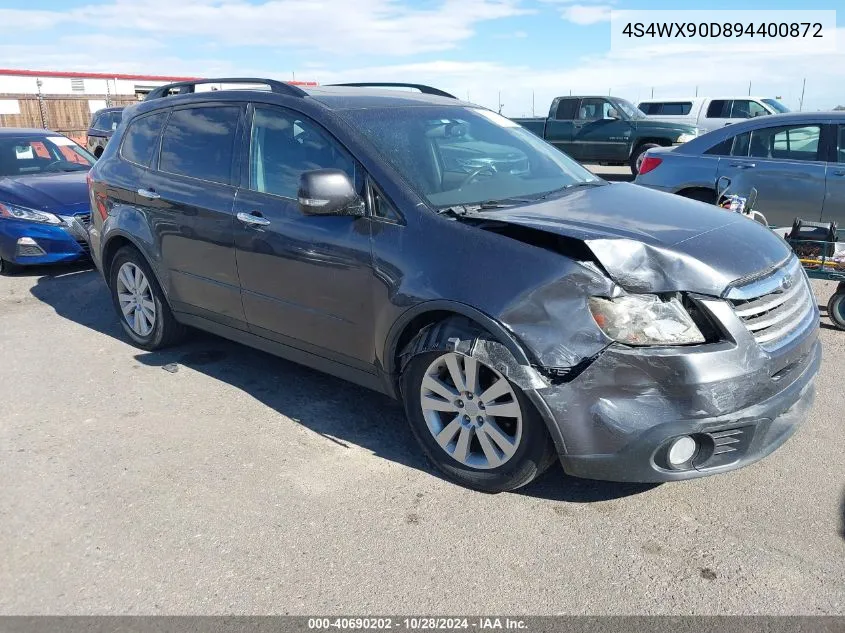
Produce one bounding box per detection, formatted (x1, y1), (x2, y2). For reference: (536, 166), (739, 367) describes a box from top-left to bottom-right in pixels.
(0, 0), (842, 114)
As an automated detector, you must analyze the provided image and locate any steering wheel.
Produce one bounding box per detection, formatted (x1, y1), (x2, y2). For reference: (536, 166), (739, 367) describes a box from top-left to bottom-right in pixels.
(458, 164), (496, 190)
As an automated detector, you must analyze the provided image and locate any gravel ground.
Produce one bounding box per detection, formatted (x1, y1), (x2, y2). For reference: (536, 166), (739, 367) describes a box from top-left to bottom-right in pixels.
(1, 236), (843, 615)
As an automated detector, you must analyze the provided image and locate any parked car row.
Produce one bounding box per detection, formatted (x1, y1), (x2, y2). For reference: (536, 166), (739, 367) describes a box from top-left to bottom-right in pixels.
(77, 78), (819, 493)
(637, 96), (790, 133)
(512, 95), (700, 175)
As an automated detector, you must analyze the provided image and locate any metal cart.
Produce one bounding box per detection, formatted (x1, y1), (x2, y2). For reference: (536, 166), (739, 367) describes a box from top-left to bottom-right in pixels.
(785, 232), (845, 330)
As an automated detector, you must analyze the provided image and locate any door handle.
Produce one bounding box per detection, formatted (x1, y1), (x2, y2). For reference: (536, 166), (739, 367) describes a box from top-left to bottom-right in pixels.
(137, 188), (160, 199)
(730, 163), (756, 169)
(237, 211), (270, 227)
(833, 170), (845, 177)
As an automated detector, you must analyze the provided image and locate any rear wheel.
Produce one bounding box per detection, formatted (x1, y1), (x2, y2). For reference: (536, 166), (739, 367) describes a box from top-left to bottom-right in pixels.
(827, 292), (845, 330)
(108, 246), (185, 350)
(401, 334), (556, 493)
(630, 142), (660, 175)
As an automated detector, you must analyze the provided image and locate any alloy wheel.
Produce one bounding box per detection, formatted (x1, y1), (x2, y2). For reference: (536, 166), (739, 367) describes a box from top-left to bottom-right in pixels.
(419, 352), (523, 469)
(116, 262), (156, 337)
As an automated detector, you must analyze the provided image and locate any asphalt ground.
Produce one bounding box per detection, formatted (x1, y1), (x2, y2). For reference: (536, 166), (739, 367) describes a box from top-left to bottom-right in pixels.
(1, 167), (843, 614)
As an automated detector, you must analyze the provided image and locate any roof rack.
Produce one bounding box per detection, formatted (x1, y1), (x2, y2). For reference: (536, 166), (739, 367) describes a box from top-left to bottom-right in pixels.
(327, 82), (456, 99)
(144, 78), (308, 101)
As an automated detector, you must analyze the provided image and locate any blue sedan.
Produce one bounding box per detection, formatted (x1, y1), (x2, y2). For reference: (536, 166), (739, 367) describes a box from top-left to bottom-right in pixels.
(0, 129), (95, 274)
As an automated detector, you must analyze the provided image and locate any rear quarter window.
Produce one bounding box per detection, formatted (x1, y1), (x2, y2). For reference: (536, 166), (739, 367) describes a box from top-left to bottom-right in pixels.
(120, 111), (167, 167)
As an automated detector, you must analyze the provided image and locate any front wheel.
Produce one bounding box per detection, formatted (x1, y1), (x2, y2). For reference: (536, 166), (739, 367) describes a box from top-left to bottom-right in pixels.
(827, 292), (845, 331)
(401, 344), (555, 493)
(630, 142), (660, 176)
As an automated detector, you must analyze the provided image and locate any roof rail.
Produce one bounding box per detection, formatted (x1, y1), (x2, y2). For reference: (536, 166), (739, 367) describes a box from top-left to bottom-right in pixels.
(144, 78), (308, 101)
(327, 82), (456, 99)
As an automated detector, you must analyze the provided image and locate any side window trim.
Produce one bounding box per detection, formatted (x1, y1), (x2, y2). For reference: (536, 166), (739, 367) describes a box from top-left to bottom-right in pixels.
(366, 175), (405, 225)
(156, 102), (245, 186)
(245, 103), (360, 201)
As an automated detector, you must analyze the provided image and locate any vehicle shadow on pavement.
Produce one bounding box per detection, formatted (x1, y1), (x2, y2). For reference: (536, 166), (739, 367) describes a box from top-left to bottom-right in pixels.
(30, 267), (654, 501)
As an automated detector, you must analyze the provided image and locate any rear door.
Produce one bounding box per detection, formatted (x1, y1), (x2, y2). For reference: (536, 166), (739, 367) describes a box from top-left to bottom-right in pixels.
(822, 123), (845, 226)
(716, 122), (827, 227)
(138, 103), (247, 329)
(544, 98), (578, 157)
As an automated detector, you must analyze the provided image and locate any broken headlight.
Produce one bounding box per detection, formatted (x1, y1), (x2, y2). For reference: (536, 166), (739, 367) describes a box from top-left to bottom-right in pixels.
(589, 295), (705, 346)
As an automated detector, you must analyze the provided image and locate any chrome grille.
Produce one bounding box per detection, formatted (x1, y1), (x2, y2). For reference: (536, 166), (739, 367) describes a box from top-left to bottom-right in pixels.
(727, 258), (815, 350)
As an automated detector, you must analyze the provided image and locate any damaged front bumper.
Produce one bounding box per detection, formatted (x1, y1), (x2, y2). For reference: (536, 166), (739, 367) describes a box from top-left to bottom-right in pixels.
(524, 296), (821, 483)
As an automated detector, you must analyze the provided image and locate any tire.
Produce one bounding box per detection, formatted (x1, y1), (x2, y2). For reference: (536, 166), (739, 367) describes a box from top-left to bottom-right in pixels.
(0, 258), (18, 276)
(108, 246), (185, 350)
(630, 142), (661, 175)
(827, 292), (845, 331)
(400, 325), (556, 493)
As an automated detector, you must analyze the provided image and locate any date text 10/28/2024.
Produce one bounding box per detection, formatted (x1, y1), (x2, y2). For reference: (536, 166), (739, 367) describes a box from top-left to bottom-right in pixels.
(308, 618), (528, 630)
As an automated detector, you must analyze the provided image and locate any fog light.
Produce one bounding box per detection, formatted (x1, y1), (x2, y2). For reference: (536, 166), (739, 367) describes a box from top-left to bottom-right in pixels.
(668, 436), (697, 466)
(16, 237), (45, 257)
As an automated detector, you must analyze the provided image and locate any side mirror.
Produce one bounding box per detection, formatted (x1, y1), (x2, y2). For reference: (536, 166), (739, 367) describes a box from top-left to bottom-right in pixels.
(297, 169), (364, 217)
(606, 108), (619, 119)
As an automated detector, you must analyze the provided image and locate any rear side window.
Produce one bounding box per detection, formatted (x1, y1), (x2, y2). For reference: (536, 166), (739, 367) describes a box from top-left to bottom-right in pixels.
(706, 100), (729, 118)
(554, 98), (578, 120)
(159, 106), (241, 184)
(120, 111), (167, 167)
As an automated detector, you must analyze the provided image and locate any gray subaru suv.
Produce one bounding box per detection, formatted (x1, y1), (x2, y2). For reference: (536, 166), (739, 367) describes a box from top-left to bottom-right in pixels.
(86, 79), (820, 492)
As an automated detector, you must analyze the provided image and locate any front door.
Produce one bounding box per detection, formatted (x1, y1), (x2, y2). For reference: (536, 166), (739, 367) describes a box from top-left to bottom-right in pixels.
(570, 98), (632, 162)
(233, 104), (375, 369)
(716, 122), (827, 228)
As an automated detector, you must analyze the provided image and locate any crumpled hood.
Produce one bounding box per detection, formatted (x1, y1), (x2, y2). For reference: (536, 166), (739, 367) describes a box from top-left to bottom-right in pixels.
(0, 172), (90, 215)
(480, 182), (792, 296)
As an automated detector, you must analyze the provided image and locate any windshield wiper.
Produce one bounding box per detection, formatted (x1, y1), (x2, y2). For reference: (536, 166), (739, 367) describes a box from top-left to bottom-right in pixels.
(536, 181), (604, 200)
(436, 198), (536, 216)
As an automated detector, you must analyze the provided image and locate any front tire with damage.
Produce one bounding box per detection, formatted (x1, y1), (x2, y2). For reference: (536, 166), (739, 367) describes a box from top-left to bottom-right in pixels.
(400, 320), (556, 492)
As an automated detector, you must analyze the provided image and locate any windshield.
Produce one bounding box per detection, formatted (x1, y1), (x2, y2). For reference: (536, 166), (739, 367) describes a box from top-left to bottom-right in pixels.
(762, 99), (790, 114)
(342, 106), (602, 208)
(0, 135), (94, 177)
(613, 99), (647, 119)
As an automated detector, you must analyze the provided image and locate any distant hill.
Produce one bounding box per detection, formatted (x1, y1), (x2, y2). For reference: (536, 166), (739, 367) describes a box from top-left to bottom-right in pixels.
(835, 105), (845, 111)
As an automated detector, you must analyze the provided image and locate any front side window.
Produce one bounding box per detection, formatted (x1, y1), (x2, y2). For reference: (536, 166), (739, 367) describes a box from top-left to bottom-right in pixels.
(749, 125), (821, 161)
(577, 98), (605, 121)
(342, 106), (601, 209)
(0, 135), (93, 176)
(731, 100), (768, 119)
(249, 106), (356, 199)
(159, 106), (241, 184)
(121, 111), (167, 167)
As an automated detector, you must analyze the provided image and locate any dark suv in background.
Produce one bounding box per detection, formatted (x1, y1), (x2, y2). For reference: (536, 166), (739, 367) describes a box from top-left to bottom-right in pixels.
(87, 79), (819, 493)
(87, 107), (124, 158)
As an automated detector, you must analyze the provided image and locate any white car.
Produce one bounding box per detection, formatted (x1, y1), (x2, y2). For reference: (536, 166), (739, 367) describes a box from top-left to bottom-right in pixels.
(637, 97), (790, 133)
